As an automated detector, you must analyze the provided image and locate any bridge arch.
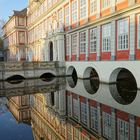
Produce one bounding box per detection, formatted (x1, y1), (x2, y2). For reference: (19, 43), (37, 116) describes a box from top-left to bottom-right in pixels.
(6, 75), (25, 84)
(67, 66), (78, 88)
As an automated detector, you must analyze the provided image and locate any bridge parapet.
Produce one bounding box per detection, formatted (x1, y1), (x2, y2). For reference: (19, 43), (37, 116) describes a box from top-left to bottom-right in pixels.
(0, 61), (66, 81)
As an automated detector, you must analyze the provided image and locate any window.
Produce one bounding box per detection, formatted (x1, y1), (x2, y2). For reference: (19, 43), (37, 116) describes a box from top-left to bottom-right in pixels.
(18, 17), (25, 26)
(59, 9), (63, 25)
(67, 95), (72, 115)
(72, 0), (77, 23)
(137, 127), (140, 140)
(138, 15), (140, 48)
(81, 102), (88, 125)
(73, 98), (79, 119)
(118, 18), (129, 50)
(102, 112), (112, 139)
(72, 34), (77, 54)
(90, 28), (97, 53)
(65, 5), (69, 26)
(90, 106), (98, 131)
(19, 32), (25, 44)
(90, 0), (97, 15)
(80, 31), (86, 53)
(66, 36), (70, 55)
(117, 119), (129, 140)
(102, 0), (110, 9)
(80, 0), (87, 19)
(102, 23), (111, 52)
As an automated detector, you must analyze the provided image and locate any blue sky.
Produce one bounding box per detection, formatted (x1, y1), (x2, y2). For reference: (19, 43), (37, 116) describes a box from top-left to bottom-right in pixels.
(0, 0), (28, 21)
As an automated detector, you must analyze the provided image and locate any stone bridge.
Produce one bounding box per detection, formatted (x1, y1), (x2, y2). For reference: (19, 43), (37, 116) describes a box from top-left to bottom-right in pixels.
(0, 61), (65, 81)
(0, 78), (66, 97)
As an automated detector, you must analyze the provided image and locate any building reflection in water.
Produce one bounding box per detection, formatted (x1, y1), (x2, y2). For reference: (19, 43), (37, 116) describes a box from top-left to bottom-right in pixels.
(7, 95), (31, 123)
(4, 77), (140, 140)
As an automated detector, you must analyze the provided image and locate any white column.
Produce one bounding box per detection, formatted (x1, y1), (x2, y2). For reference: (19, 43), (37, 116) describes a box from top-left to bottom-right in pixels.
(56, 34), (65, 61)
(86, 29), (89, 61)
(96, 0), (101, 19)
(96, 25), (101, 61)
(111, 108), (116, 140)
(45, 39), (49, 61)
(76, 32), (80, 60)
(110, 0), (116, 13)
(129, 13), (135, 60)
(111, 20), (116, 60)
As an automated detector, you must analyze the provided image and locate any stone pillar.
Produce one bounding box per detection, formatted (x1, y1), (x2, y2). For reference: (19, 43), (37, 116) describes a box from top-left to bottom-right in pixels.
(111, 20), (116, 60)
(97, 102), (101, 135)
(69, 35), (72, 61)
(45, 39), (49, 61)
(76, 32), (80, 61)
(53, 39), (58, 61)
(129, 114), (135, 140)
(56, 34), (65, 61)
(86, 29), (89, 61)
(96, 26), (101, 61)
(111, 108), (116, 140)
(110, 0), (116, 13)
(96, 0), (101, 19)
(58, 90), (66, 116)
(129, 13), (135, 60)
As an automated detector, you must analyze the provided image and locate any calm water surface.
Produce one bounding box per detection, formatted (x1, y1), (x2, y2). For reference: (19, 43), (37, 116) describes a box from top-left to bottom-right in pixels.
(0, 77), (139, 140)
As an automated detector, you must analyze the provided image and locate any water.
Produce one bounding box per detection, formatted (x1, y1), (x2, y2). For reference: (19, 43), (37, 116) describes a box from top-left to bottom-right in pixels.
(0, 76), (139, 140)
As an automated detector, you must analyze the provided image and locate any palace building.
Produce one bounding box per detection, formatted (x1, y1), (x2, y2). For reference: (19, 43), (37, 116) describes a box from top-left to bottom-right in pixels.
(3, 8), (27, 61)
(3, 0), (140, 87)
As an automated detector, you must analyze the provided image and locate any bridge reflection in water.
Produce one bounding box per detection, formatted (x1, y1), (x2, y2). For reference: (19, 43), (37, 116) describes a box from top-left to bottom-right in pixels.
(0, 77), (140, 140)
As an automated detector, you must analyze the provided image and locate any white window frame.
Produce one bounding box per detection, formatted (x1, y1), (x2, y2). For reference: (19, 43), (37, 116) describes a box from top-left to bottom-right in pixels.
(90, 106), (98, 131)
(102, 0), (110, 9)
(80, 0), (87, 19)
(90, 0), (97, 15)
(117, 18), (129, 50)
(80, 31), (87, 53)
(102, 112), (112, 139)
(66, 36), (70, 55)
(72, 33), (77, 55)
(102, 23), (111, 52)
(90, 28), (97, 53)
(117, 119), (129, 140)
(137, 15), (140, 49)
(72, 0), (78, 24)
(137, 127), (140, 140)
(65, 5), (69, 26)
(58, 9), (63, 25)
